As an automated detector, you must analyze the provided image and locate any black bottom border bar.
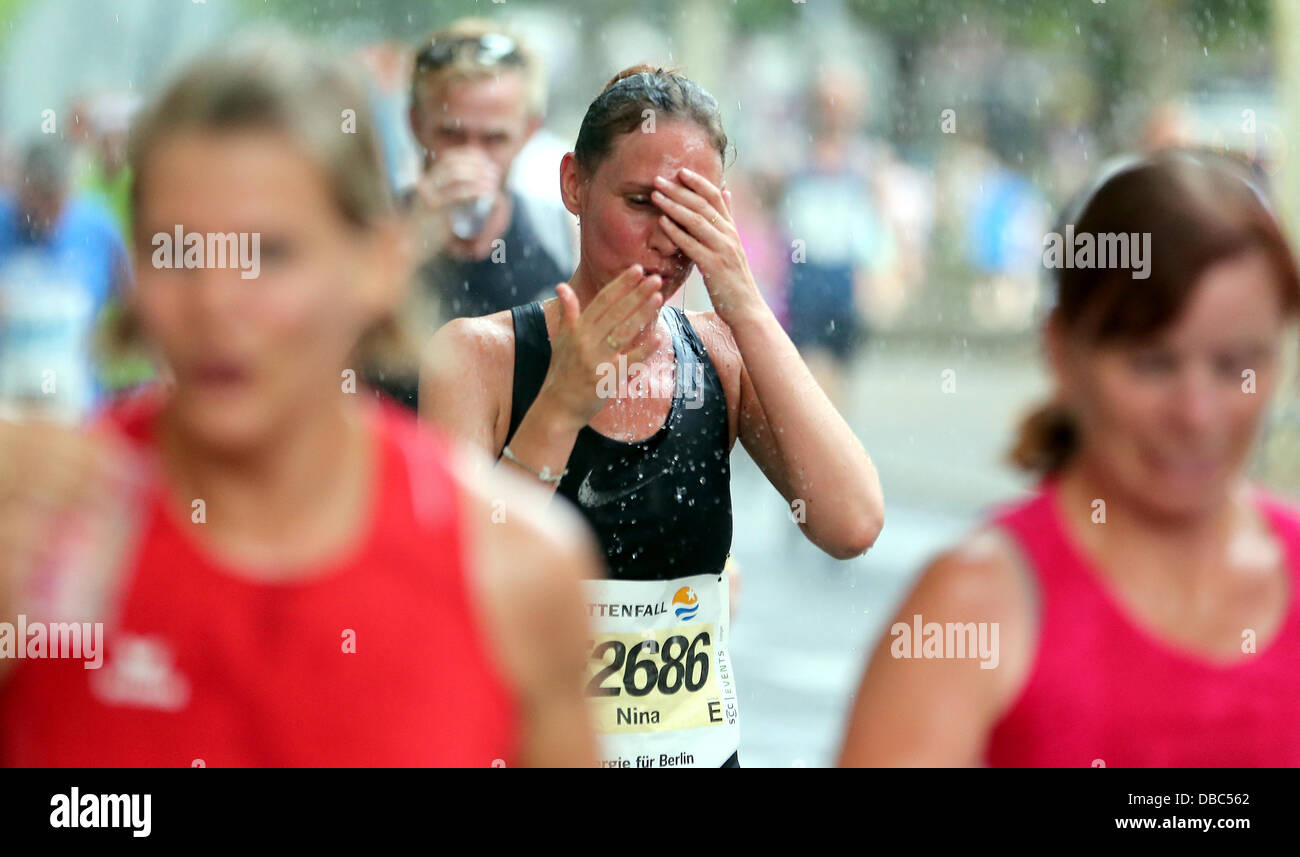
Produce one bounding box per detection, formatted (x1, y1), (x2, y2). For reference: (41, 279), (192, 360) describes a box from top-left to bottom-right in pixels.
(1, 767), (1284, 843)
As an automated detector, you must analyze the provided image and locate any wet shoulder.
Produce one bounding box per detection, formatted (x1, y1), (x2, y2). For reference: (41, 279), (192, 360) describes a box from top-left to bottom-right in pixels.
(423, 308), (520, 391)
(431, 307), (517, 354)
(682, 309), (742, 385)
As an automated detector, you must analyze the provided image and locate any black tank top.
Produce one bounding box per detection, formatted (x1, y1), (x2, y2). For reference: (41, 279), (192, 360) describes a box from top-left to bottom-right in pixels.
(505, 300), (732, 581)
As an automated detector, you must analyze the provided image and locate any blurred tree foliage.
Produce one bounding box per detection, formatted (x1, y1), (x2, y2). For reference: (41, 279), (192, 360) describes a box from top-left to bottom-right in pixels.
(232, 0), (1270, 42)
(848, 0), (1268, 42)
(230, 0), (1273, 109)
(221, 0), (1277, 170)
(837, 0), (1275, 160)
(0, 0), (30, 52)
(234, 0), (641, 37)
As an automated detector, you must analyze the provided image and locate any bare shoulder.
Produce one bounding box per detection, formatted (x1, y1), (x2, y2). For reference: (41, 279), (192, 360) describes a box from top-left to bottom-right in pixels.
(450, 438), (597, 596)
(448, 439), (600, 692)
(683, 309), (741, 368)
(422, 309), (517, 376)
(903, 524), (1040, 703)
(420, 310), (521, 447)
(683, 308), (744, 403)
(840, 524), (1039, 765)
(911, 525), (1037, 622)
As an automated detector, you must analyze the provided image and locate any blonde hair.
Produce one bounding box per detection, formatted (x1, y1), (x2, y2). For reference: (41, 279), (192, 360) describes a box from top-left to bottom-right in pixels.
(130, 33), (392, 229)
(106, 32), (415, 374)
(410, 18), (546, 120)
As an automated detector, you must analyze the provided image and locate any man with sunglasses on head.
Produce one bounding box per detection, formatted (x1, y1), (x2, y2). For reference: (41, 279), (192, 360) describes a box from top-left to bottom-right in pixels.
(365, 20), (575, 412)
(409, 21), (575, 321)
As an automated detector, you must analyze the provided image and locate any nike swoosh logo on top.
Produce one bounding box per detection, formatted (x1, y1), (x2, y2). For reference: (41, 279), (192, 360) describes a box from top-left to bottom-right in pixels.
(577, 468), (670, 508)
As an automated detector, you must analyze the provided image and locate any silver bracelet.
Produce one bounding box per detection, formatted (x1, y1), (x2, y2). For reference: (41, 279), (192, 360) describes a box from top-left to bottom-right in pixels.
(500, 445), (567, 484)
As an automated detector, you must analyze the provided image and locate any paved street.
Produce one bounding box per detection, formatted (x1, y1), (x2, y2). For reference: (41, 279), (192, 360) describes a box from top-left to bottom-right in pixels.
(728, 338), (1047, 767)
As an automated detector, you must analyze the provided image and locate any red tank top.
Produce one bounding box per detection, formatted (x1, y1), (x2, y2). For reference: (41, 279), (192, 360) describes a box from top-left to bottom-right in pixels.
(986, 478), (1300, 767)
(0, 393), (519, 767)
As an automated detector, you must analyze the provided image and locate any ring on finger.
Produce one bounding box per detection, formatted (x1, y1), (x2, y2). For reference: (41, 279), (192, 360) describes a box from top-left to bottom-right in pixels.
(606, 334), (620, 350)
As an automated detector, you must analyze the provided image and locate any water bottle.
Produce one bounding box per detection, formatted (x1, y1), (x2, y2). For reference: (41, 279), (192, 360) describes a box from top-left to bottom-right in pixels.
(449, 193), (496, 240)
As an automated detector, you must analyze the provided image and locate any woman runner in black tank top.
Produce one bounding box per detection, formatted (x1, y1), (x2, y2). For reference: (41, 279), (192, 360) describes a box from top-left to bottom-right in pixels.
(506, 301), (732, 580)
(422, 66), (883, 769)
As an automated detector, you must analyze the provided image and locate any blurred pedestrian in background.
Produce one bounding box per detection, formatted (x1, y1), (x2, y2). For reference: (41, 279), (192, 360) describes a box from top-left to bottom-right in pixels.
(408, 18), (576, 317)
(778, 64), (899, 409)
(363, 18), (577, 410)
(354, 41), (422, 197)
(0, 139), (128, 422)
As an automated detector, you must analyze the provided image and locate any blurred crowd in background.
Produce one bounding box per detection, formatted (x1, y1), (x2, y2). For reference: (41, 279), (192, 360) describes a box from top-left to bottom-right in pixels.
(1, 0), (1296, 487)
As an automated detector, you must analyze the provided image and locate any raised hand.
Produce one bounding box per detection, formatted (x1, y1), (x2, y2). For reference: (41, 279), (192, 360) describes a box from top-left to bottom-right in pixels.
(538, 265), (664, 430)
(650, 168), (764, 324)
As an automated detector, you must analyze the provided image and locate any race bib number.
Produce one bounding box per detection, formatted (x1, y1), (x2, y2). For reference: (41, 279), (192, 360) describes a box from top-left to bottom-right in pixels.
(583, 571), (739, 768)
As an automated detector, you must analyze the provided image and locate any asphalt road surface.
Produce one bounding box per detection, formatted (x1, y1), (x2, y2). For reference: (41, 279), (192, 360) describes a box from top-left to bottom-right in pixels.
(727, 339), (1045, 767)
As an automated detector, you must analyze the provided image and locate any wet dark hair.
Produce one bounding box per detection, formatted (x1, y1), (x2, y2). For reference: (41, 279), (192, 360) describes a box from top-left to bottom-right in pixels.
(573, 64), (730, 175)
(1011, 148), (1300, 475)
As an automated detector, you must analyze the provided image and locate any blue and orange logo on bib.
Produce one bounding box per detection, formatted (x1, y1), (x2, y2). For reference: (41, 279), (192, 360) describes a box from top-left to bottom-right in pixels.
(672, 587), (699, 621)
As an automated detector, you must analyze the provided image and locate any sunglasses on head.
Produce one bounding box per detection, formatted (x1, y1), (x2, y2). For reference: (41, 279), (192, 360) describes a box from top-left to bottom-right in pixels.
(415, 33), (522, 71)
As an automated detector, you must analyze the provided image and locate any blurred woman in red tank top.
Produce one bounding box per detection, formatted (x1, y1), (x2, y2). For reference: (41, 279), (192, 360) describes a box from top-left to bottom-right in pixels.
(840, 150), (1300, 767)
(0, 35), (600, 767)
